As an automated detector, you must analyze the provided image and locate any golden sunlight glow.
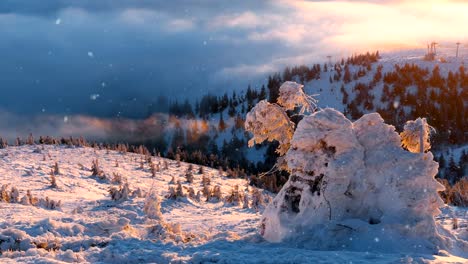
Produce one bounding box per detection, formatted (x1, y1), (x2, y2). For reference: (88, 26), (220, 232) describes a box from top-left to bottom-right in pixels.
(280, 0), (468, 51)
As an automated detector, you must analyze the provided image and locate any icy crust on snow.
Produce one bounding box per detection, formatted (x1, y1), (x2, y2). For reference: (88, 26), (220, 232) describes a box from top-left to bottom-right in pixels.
(261, 109), (448, 253)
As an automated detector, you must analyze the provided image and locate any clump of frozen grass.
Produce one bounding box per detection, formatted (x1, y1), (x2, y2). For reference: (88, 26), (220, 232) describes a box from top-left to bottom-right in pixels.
(90, 159), (106, 180)
(109, 183), (131, 201)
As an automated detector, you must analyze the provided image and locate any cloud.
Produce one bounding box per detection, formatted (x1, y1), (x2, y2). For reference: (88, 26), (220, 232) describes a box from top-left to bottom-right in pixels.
(0, 0), (466, 122)
(209, 11), (273, 29)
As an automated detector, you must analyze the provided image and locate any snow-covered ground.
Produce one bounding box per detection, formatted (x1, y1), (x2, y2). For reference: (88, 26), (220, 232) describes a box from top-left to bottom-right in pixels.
(0, 145), (466, 263)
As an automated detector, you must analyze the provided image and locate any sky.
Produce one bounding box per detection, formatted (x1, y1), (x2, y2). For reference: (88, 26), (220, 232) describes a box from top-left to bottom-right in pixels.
(0, 0), (467, 121)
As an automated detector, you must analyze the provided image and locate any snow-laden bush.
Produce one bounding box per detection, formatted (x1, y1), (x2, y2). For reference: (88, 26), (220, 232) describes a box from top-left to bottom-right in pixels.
(246, 81), (446, 253)
(144, 188), (163, 220)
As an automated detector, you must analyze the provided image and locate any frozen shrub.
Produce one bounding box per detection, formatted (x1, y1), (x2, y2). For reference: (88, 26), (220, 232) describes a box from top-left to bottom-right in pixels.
(198, 166), (204, 174)
(188, 187), (197, 200)
(167, 181), (185, 199)
(53, 162), (60, 175)
(25, 190), (38, 206)
(1, 184), (11, 203)
(111, 172), (124, 185)
(10, 186), (20, 203)
(167, 186), (177, 199)
(251, 188), (264, 210)
(169, 176), (175, 184)
(15, 137), (22, 146)
(185, 171), (194, 183)
(109, 183), (130, 201)
(187, 164), (193, 172)
(50, 170), (58, 188)
(144, 188), (163, 220)
(451, 178), (468, 206)
(203, 185), (211, 201)
(132, 187), (145, 198)
(20, 195), (30, 205)
(212, 185), (222, 201)
(27, 133), (34, 145)
(226, 185), (241, 205)
(453, 217), (459, 230)
(91, 159), (106, 180)
(176, 181), (185, 197)
(243, 190), (250, 209)
(202, 174), (211, 186)
(39, 196), (62, 210)
(437, 177), (468, 206)
(0, 137), (7, 148)
(163, 160), (168, 170)
(150, 163), (157, 178)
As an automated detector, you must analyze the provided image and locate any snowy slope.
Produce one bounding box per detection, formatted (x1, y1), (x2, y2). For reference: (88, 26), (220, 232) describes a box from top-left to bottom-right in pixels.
(304, 47), (468, 113)
(0, 145), (466, 263)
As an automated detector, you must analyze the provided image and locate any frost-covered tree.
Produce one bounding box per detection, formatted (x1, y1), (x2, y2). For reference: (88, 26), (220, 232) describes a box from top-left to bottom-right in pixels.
(400, 117), (433, 153)
(246, 81), (447, 253)
(245, 82), (316, 156)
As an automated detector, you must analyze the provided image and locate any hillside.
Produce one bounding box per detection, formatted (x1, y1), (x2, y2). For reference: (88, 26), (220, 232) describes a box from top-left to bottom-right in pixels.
(154, 48), (467, 191)
(0, 145), (467, 263)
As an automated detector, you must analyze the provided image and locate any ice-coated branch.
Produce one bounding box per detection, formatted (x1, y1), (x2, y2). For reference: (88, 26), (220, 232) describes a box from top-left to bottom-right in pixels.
(276, 81), (318, 114)
(245, 100), (295, 155)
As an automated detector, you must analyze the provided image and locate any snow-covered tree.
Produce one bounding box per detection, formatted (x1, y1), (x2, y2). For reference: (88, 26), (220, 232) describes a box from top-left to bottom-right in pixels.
(276, 81), (317, 114)
(400, 117), (433, 153)
(246, 81), (446, 253)
(245, 100), (294, 156)
(144, 188), (163, 220)
(245, 81), (316, 156)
